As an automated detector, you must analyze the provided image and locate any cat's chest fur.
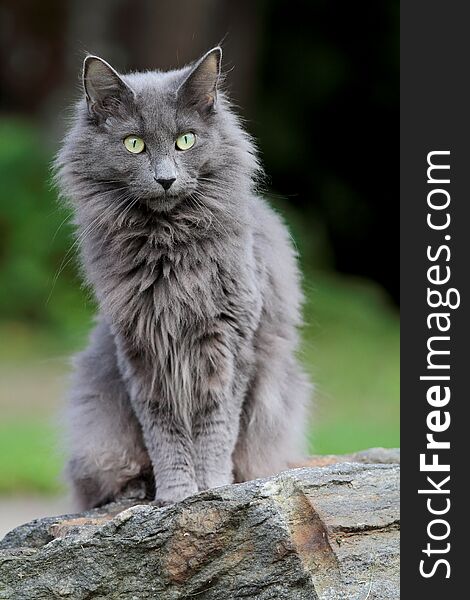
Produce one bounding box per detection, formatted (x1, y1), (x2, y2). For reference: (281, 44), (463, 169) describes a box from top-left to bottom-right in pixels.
(90, 222), (262, 354)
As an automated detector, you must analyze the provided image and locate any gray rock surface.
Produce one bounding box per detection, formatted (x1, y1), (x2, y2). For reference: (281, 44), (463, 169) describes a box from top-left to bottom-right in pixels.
(0, 449), (399, 599)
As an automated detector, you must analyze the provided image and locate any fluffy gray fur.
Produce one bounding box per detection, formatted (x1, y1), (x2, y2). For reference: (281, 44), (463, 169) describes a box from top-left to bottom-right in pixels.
(55, 47), (311, 509)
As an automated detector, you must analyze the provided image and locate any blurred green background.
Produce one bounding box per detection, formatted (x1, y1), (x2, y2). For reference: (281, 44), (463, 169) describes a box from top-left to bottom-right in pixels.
(0, 0), (398, 501)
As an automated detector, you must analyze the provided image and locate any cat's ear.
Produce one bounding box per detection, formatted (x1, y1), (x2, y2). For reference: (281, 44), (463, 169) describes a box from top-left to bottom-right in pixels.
(83, 55), (134, 121)
(177, 47), (222, 115)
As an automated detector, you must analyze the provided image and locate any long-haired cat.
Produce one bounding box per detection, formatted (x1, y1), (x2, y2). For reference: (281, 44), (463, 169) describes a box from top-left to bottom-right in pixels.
(56, 47), (311, 509)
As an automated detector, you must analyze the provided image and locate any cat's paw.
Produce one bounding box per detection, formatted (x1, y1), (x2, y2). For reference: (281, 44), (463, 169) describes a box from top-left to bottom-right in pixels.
(115, 478), (148, 502)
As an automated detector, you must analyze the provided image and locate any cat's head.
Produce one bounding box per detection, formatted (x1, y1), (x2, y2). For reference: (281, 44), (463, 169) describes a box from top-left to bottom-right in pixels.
(59, 47), (257, 214)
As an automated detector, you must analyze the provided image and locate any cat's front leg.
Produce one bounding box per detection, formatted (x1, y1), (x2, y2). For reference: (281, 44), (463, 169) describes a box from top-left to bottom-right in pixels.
(193, 401), (240, 491)
(115, 340), (199, 504)
(191, 330), (244, 492)
(138, 409), (199, 504)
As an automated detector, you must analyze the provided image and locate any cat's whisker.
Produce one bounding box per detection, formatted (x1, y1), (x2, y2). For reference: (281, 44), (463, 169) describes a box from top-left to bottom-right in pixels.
(189, 193), (223, 234)
(190, 190), (233, 237)
(50, 213), (72, 246)
(115, 196), (141, 229)
(51, 182), (125, 231)
(47, 191), (133, 303)
(187, 194), (213, 230)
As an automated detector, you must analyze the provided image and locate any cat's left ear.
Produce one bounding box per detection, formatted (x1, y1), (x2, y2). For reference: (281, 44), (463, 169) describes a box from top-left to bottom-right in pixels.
(177, 47), (222, 115)
(83, 55), (135, 121)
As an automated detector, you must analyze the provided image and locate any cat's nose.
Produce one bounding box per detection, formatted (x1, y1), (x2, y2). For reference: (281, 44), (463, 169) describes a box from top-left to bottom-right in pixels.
(155, 177), (176, 191)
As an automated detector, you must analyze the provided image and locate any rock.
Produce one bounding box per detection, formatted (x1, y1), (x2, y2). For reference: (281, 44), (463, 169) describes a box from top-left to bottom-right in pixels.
(294, 447), (400, 468)
(0, 448), (399, 599)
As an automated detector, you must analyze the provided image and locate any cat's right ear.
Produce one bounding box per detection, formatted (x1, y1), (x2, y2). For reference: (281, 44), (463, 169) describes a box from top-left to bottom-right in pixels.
(83, 56), (134, 121)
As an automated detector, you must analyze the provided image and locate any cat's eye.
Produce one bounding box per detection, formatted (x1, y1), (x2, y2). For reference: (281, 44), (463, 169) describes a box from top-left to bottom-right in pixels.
(175, 132), (196, 151)
(124, 135), (145, 154)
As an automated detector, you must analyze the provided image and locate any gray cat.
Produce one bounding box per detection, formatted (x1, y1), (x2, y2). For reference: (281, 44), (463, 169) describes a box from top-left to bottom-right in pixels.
(55, 47), (311, 509)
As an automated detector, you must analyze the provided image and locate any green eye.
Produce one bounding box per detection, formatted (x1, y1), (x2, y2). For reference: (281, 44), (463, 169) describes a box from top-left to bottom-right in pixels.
(175, 132), (196, 151)
(124, 135), (145, 154)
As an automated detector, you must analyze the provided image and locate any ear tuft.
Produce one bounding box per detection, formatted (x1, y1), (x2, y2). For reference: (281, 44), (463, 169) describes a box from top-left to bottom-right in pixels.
(83, 55), (134, 121)
(177, 47), (222, 115)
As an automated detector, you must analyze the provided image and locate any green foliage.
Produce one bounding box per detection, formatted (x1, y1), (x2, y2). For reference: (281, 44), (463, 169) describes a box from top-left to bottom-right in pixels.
(0, 119), (92, 341)
(302, 271), (399, 453)
(0, 419), (63, 494)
